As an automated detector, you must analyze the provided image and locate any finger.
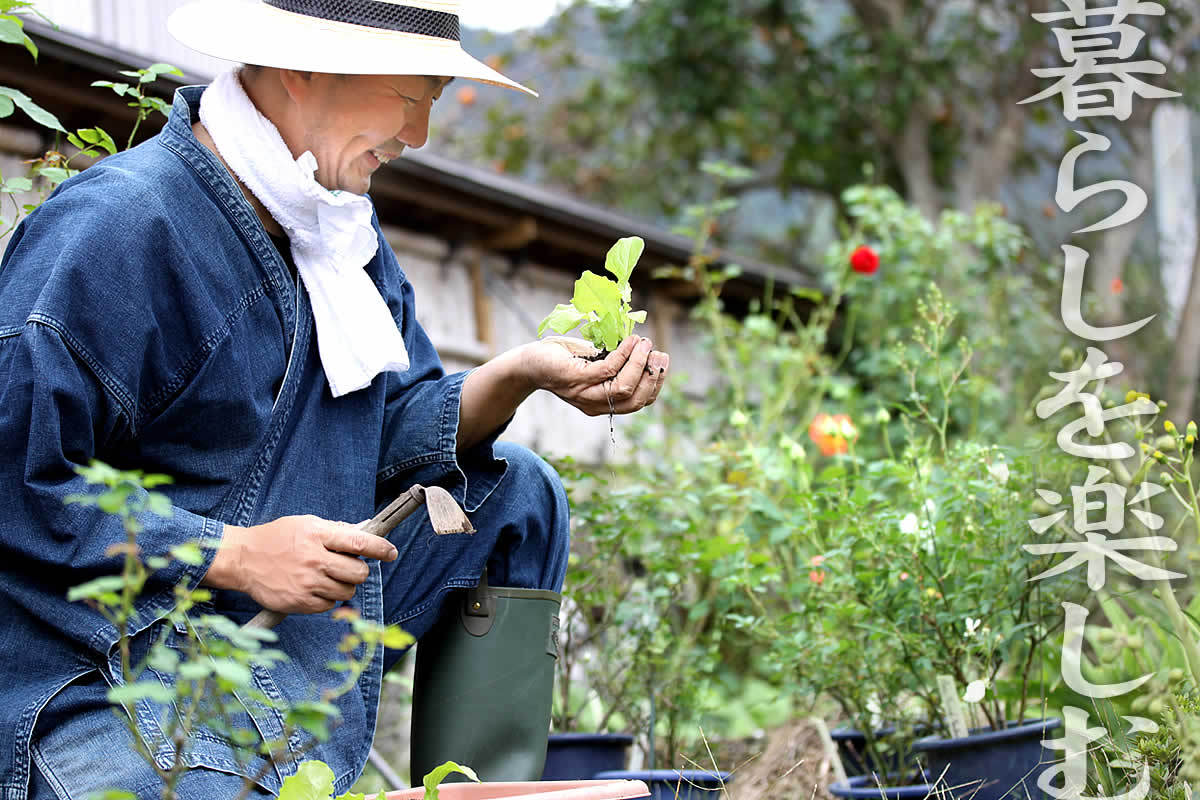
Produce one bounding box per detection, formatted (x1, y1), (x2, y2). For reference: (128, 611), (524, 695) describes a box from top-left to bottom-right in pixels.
(594, 336), (641, 380)
(322, 524), (398, 562)
(620, 355), (662, 412)
(608, 338), (654, 402)
(647, 351), (669, 403)
(315, 578), (359, 603)
(323, 553), (372, 585)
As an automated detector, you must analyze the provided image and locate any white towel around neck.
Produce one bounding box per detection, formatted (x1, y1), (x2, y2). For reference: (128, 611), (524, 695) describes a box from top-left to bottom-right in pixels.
(199, 68), (410, 398)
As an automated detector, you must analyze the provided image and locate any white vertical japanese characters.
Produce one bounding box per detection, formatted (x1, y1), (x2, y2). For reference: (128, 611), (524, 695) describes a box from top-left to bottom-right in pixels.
(1020, 2), (1182, 798)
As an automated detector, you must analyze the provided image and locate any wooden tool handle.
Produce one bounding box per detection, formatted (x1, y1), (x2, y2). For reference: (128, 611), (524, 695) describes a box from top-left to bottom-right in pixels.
(242, 487), (427, 630)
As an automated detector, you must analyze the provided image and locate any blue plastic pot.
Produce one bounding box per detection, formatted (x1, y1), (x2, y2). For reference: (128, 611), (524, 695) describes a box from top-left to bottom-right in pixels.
(911, 718), (1062, 800)
(828, 775), (934, 799)
(541, 733), (635, 780)
(593, 770), (730, 800)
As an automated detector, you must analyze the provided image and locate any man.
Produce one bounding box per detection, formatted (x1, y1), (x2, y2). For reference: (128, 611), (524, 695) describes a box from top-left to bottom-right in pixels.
(0, 1), (669, 798)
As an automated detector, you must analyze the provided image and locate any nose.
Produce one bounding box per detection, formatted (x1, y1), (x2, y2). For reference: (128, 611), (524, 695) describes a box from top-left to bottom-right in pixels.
(399, 102), (433, 150)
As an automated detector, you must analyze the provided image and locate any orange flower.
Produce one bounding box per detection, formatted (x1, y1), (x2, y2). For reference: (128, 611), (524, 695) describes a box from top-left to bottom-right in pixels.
(1111, 277), (1124, 295)
(808, 413), (858, 456)
(809, 570), (825, 586)
(810, 554), (826, 567)
(457, 86), (478, 106)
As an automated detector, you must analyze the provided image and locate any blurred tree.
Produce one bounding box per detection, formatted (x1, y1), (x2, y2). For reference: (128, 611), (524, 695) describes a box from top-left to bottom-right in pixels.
(458, 0), (1200, 412)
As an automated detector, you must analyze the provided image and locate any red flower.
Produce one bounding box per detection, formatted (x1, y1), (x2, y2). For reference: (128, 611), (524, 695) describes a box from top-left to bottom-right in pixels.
(809, 570), (825, 586)
(850, 246), (880, 275)
(1111, 277), (1124, 295)
(808, 413), (858, 456)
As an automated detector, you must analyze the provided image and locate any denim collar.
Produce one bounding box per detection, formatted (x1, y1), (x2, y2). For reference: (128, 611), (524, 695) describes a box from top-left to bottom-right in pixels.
(158, 85), (297, 325)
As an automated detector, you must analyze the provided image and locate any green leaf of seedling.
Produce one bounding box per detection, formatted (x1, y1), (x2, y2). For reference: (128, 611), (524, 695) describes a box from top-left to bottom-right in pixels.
(334, 793), (365, 800)
(423, 761), (479, 800)
(141, 473), (173, 488)
(0, 92), (12, 119)
(592, 311), (623, 352)
(627, 310), (647, 325)
(106, 681), (176, 706)
(0, 86), (63, 131)
(117, 70), (142, 79)
(537, 303), (588, 337)
(571, 271), (621, 316)
(279, 760), (337, 800)
(603, 236), (644, 284)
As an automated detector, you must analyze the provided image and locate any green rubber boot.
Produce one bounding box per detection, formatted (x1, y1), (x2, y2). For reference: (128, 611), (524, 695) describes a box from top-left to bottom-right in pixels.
(409, 573), (561, 785)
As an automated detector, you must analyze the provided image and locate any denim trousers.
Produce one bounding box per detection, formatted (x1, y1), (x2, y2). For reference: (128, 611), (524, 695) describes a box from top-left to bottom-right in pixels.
(29, 442), (570, 800)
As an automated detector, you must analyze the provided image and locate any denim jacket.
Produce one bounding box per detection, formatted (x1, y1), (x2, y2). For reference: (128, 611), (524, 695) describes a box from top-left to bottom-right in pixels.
(0, 86), (506, 799)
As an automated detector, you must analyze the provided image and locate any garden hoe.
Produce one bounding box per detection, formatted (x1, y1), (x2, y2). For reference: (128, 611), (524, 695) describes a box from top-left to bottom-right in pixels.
(242, 484), (475, 630)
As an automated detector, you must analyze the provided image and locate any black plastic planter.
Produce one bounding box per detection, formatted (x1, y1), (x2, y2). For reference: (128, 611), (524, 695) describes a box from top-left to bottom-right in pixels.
(542, 733), (635, 780)
(593, 770), (730, 800)
(830, 725), (929, 777)
(828, 775), (934, 799)
(911, 718), (1062, 800)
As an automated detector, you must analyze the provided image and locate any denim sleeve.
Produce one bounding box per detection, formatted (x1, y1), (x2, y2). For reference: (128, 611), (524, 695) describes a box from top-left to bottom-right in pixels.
(0, 321), (223, 650)
(374, 270), (509, 515)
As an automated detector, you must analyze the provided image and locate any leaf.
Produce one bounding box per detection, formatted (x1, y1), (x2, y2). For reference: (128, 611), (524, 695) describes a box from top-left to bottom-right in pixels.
(423, 761), (479, 800)
(279, 761), (337, 800)
(37, 166), (73, 186)
(88, 791), (138, 800)
(92, 81), (131, 97)
(627, 310), (647, 324)
(145, 62), (183, 79)
(0, 93), (11, 118)
(0, 17), (34, 59)
(0, 86), (63, 131)
(537, 303), (588, 337)
(381, 625), (414, 649)
(67, 575), (127, 602)
(592, 312), (623, 352)
(106, 681), (176, 705)
(603, 236), (645, 284)
(1, 176), (31, 193)
(211, 658), (252, 686)
(571, 271), (621, 316)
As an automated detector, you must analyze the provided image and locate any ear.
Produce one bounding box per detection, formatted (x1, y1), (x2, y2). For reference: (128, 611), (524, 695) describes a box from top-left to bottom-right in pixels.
(277, 69), (317, 104)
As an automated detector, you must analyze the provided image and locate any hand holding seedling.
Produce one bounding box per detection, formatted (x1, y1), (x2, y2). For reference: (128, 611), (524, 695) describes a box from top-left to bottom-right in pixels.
(457, 236), (669, 448)
(523, 333), (668, 417)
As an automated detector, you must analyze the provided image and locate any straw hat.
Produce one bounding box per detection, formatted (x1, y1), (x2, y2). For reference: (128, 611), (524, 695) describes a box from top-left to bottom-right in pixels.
(167, 0), (536, 96)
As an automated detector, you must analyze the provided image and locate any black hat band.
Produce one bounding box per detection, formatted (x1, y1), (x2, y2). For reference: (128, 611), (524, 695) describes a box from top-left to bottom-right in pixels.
(265, 0), (461, 41)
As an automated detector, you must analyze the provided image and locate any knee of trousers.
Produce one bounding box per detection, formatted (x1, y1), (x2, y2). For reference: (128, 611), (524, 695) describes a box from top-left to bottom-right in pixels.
(491, 441), (570, 590)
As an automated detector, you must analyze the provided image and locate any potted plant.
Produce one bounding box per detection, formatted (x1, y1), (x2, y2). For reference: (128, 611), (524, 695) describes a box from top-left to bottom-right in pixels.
(541, 462), (638, 780)
(778, 291), (1085, 799)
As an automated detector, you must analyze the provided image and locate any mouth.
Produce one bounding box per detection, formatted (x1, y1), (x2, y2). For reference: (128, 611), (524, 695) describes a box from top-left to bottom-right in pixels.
(369, 148), (401, 166)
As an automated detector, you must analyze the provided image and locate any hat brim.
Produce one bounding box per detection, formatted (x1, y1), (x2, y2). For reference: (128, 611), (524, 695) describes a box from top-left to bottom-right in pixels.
(167, 0), (537, 97)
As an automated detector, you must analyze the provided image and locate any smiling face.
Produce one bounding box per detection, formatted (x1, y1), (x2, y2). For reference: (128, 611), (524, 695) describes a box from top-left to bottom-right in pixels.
(282, 72), (452, 195)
